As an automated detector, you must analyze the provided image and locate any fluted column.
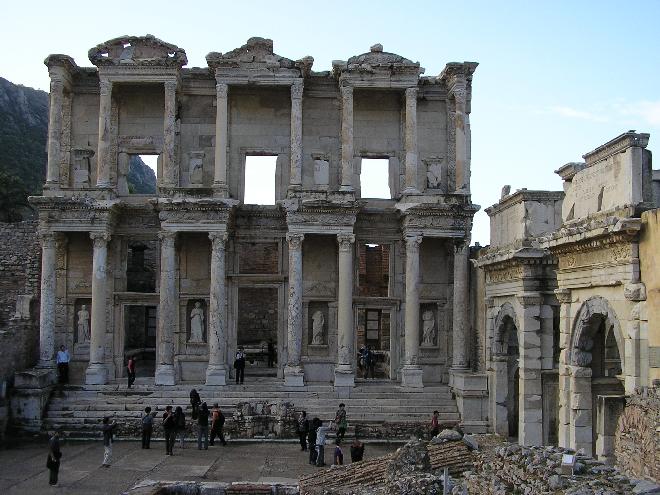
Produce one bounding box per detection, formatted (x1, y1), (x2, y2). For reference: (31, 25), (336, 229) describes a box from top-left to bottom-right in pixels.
(403, 87), (419, 194)
(45, 78), (65, 188)
(85, 232), (111, 384)
(213, 82), (229, 196)
(37, 232), (57, 368)
(155, 231), (177, 385)
(451, 82), (469, 193)
(340, 84), (354, 191)
(452, 239), (470, 369)
(335, 233), (355, 388)
(285, 233), (305, 386)
(402, 234), (423, 388)
(289, 80), (304, 192)
(96, 79), (113, 188)
(162, 80), (178, 188)
(206, 232), (228, 385)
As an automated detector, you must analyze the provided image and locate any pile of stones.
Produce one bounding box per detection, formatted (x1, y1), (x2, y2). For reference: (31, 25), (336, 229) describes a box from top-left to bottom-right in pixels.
(230, 401), (297, 438)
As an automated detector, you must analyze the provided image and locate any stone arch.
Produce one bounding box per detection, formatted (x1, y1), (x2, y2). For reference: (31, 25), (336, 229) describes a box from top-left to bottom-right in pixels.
(493, 302), (519, 356)
(491, 302), (520, 438)
(570, 296), (624, 369)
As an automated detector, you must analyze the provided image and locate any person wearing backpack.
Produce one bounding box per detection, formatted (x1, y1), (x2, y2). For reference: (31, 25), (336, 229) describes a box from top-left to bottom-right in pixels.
(162, 405), (176, 455)
(197, 402), (210, 450)
(190, 389), (201, 420)
(209, 403), (227, 446)
(174, 406), (186, 449)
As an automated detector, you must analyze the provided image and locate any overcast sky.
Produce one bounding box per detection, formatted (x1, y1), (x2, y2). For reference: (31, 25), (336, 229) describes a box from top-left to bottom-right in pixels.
(3, 0), (659, 245)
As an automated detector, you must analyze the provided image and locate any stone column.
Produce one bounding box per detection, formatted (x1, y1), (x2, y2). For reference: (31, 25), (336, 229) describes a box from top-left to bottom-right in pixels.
(213, 82), (229, 196)
(555, 289), (572, 448)
(155, 231), (177, 385)
(452, 239), (470, 369)
(45, 78), (65, 188)
(335, 233), (355, 388)
(451, 82), (470, 193)
(285, 233), (305, 386)
(340, 84), (354, 191)
(162, 80), (178, 188)
(37, 232), (57, 368)
(402, 234), (423, 388)
(289, 80), (303, 192)
(206, 232), (228, 385)
(96, 79), (113, 188)
(85, 232), (110, 385)
(403, 87), (419, 194)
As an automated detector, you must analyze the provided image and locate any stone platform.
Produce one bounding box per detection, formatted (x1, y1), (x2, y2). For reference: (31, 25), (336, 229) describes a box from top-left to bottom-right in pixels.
(42, 378), (459, 440)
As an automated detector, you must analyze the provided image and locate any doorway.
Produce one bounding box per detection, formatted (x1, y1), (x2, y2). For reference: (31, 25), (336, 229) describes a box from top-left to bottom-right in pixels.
(356, 308), (391, 379)
(124, 305), (157, 378)
(237, 287), (278, 377)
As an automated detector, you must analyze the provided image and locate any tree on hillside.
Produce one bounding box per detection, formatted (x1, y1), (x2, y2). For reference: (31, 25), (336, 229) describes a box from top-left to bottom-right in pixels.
(0, 170), (31, 222)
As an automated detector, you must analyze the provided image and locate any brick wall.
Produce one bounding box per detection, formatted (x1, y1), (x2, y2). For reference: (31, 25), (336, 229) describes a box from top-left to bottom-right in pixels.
(237, 287), (278, 346)
(239, 242), (279, 274)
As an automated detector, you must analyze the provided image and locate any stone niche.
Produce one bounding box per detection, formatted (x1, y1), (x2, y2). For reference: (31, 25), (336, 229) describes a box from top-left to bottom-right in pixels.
(73, 297), (92, 357)
(188, 151), (205, 186)
(424, 157), (447, 193)
(307, 301), (329, 346)
(71, 149), (94, 187)
(185, 299), (207, 346)
(419, 303), (439, 349)
(312, 155), (330, 190)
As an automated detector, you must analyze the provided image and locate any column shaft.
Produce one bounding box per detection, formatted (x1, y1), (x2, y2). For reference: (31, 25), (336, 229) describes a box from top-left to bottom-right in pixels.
(403, 87), (419, 194)
(335, 233), (355, 387)
(38, 233), (57, 367)
(46, 79), (64, 187)
(452, 84), (470, 193)
(402, 235), (423, 388)
(213, 83), (229, 195)
(85, 232), (110, 384)
(162, 80), (177, 188)
(285, 233), (305, 386)
(96, 79), (113, 188)
(452, 240), (470, 369)
(340, 85), (354, 191)
(155, 231), (177, 385)
(206, 232), (228, 385)
(289, 81), (303, 190)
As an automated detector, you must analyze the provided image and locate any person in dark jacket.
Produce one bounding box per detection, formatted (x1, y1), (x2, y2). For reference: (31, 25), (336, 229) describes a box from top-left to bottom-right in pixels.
(197, 402), (210, 450)
(307, 418), (320, 465)
(234, 348), (246, 384)
(141, 406), (156, 449)
(190, 389), (201, 419)
(350, 437), (365, 462)
(102, 417), (118, 466)
(162, 406), (176, 455)
(127, 356), (136, 388)
(297, 410), (309, 451)
(47, 430), (62, 486)
(174, 406), (186, 449)
(209, 403), (227, 446)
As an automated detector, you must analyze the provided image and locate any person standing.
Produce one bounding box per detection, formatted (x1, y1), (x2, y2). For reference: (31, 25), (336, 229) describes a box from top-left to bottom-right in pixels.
(315, 421), (330, 467)
(56, 345), (70, 384)
(366, 346), (376, 378)
(267, 340), (276, 368)
(333, 441), (344, 465)
(47, 430), (62, 486)
(174, 406), (186, 449)
(162, 406), (176, 455)
(209, 403), (227, 446)
(197, 402), (210, 450)
(350, 437), (365, 462)
(307, 418), (319, 465)
(127, 356), (136, 388)
(141, 407), (156, 449)
(297, 410), (309, 451)
(334, 403), (347, 444)
(430, 410), (440, 437)
(190, 389), (201, 420)
(234, 348), (246, 384)
(101, 417), (118, 467)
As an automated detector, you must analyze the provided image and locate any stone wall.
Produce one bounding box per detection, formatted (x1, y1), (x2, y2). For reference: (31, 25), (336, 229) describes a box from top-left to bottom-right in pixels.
(615, 387), (660, 482)
(640, 209), (660, 384)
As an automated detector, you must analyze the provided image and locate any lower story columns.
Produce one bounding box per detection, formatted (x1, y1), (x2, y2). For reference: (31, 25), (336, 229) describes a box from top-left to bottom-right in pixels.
(85, 232), (111, 385)
(285, 233), (305, 387)
(402, 234), (423, 388)
(206, 232), (228, 385)
(155, 231), (177, 385)
(335, 233), (355, 388)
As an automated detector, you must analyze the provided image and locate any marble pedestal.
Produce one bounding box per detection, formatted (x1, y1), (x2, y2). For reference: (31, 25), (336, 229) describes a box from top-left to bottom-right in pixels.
(401, 366), (424, 388)
(334, 368), (355, 388)
(155, 364), (176, 386)
(85, 363), (108, 385)
(205, 365), (227, 386)
(284, 366), (305, 387)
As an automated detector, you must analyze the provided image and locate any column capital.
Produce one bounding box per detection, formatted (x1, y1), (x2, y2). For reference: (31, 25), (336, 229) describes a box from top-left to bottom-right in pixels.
(90, 231), (111, 247)
(50, 78), (65, 94)
(555, 288), (572, 304)
(291, 80), (304, 100)
(337, 233), (355, 251)
(517, 291), (543, 308)
(405, 86), (418, 99)
(164, 79), (178, 93)
(209, 231), (228, 246)
(449, 82), (467, 106)
(405, 234), (423, 251)
(340, 83), (353, 101)
(454, 237), (470, 253)
(286, 232), (305, 250)
(99, 78), (113, 96)
(39, 231), (58, 248)
(216, 82), (228, 98)
(158, 230), (177, 246)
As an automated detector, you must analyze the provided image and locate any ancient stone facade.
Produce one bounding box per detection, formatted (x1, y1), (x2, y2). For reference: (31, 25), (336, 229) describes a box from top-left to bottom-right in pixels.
(27, 35), (479, 391)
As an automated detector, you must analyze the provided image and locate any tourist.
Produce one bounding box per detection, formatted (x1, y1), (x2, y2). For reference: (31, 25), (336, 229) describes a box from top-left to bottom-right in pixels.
(430, 410), (440, 437)
(308, 417), (320, 465)
(162, 405), (176, 455)
(209, 403), (227, 446)
(357, 345), (365, 372)
(363, 346), (375, 379)
(47, 430), (62, 486)
(267, 340), (276, 367)
(334, 403), (347, 444)
(315, 421), (331, 467)
(297, 410), (309, 451)
(350, 437), (364, 462)
(190, 388), (201, 420)
(197, 402), (210, 450)
(101, 417), (118, 467)
(174, 406), (186, 449)
(141, 406), (156, 449)
(234, 347), (246, 384)
(127, 356), (136, 388)
(56, 345), (70, 384)
(333, 441), (344, 465)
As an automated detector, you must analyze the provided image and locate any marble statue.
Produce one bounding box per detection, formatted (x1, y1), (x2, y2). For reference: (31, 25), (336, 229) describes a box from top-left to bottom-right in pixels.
(77, 304), (90, 343)
(189, 301), (205, 343)
(427, 161), (443, 189)
(421, 310), (436, 347)
(311, 310), (325, 345)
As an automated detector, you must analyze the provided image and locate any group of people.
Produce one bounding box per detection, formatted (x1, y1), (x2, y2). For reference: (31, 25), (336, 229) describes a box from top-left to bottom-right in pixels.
(295, 404), (365, 468)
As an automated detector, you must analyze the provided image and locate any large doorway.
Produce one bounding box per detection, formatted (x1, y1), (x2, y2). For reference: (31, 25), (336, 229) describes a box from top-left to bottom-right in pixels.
(124, 305), (157, 378)
(237, 287), (278, 377)
(356, 308), (391, 379)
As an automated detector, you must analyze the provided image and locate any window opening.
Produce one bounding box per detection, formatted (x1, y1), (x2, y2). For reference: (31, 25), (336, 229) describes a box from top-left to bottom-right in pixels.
(244, 155), (276, 205)
(360, 158), (390, 199)
(127, 154), (158, 194)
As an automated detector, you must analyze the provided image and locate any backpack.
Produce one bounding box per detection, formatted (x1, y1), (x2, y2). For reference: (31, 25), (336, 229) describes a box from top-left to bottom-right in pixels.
(176, 412), (186, 429)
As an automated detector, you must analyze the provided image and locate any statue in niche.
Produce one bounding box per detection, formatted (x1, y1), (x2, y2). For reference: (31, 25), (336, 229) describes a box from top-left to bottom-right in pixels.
(426, 161), (443, 189)
(77, 304), (90, 343)
(189, 151), (205, 186)
(421, 310), (436, 347)
(311, 310), (325, 345)
(189, 302), (205, 343)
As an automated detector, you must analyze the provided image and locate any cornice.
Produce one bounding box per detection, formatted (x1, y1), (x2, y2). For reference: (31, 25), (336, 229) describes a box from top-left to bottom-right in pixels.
(485, 189), (564, 217)
(582, 130), (650, 166)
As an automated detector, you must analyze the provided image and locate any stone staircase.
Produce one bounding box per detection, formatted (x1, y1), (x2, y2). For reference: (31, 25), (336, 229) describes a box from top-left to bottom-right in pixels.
(42, 378), (460, 439)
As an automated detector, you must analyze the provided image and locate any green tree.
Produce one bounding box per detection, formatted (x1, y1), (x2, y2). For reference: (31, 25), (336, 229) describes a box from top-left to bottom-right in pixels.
(0, 170), (31, 222)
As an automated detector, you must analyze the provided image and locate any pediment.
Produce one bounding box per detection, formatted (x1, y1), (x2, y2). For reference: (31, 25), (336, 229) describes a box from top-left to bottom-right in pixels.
(88, 34), (187, 68)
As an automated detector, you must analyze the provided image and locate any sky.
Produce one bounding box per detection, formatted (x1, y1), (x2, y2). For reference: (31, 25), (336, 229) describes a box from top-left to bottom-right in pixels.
(3, 0), (659, 245)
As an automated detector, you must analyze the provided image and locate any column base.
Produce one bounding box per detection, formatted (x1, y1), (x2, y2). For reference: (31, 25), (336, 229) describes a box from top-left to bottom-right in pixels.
(205, 365), (227, 386)
(401, 366), (424, 388)
(339, 185), (354, 192)
(402, 187), (420, 195)
(334, 367), (355, 388)
(155, 364), (176, 386)
(212, 183), (229, 198)
(284, 366), (305, 387)
(85, 363), (109, 385)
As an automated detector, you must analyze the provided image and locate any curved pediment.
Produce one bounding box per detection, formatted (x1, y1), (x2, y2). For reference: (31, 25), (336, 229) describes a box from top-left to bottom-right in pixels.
(347, 44), (417, 67)
(88, 34), (187, 68)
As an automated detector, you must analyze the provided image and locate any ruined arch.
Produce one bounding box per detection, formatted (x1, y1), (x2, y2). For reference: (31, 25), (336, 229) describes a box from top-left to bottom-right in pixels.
(570, 296), (624, 369)
(493, 302), (519, 356)
(491, 302), (520, 438)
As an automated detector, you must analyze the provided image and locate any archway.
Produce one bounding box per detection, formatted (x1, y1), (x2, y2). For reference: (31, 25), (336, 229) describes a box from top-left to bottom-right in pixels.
(492, 303), (520, 439)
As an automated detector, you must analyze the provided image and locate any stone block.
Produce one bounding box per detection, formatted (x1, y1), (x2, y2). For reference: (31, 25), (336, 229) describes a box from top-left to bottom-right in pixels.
(624, 282), (647, 301)
(14, 368), (56, 389)
(333, 369), (355, 388)
(571, 393), (592, 410)
(205, 365), (227, 386)
(85, 363), (109, 385)
(155, 364), (176, 386)
(573, 408), (593, 427)
(284, 367), (305, 387)
(401, 367), (424, 388)
(571, 424), (592, 446)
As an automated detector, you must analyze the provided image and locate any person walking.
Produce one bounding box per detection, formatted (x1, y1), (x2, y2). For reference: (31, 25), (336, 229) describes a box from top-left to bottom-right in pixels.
(430, 410), (440, 437)
(315, 421), (330, 467)
(127, 356), (136, 388)
(162, 405), (176, 455)
(362, 347), (375, 379)
(234, 348), (246, 384)
(334, 403), (348, 444)
(47, 430), (62, 486)
(174, 406), (186, 449)
(209, 403), (227, 446)
(56, 345), (70, 384)
(101, 417), (118, 467)
(350, 437), (365, 462)
(141, 406), (156, 449)
(190, 389), (201, 420)
(297, 410), (309, 451)
(197, 402), (210, 450)
(307, 417), (320, 465)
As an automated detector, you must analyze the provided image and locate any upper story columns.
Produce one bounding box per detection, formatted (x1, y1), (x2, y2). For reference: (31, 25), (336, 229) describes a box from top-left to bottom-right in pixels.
(213, 83), (229, 196)
(403, 87), (419, 194)
(340, 84), (354, 192)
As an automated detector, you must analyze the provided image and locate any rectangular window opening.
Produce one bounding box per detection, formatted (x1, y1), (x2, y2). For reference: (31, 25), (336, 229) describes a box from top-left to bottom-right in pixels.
(244, 155), (276, 205)
(360, 158), (391, 199)
(127, 154), (158, 194)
